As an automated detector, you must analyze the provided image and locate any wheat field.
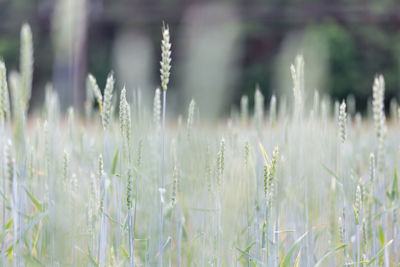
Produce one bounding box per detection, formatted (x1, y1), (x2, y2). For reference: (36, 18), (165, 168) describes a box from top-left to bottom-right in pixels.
(0, 23), (399, 267)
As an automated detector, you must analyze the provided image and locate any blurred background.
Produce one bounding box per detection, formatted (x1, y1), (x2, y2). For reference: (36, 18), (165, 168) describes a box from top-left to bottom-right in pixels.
(0, 0), (400, 117)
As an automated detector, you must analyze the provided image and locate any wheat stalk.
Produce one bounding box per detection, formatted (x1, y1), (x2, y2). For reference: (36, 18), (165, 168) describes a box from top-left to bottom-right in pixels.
(159, 22), (172, 267)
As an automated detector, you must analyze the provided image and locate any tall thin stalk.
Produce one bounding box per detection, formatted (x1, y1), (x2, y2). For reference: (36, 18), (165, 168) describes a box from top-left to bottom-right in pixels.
(372, 75), (388, 266)
(99, 72), (114, 267)
(261, 145), (278, 266)
(9, 23), (33, 266)
(121, 86), (134, 265)
(0, 60), (9, 236)
(338, 100), (347, 263)
(159, 22), (171, 267)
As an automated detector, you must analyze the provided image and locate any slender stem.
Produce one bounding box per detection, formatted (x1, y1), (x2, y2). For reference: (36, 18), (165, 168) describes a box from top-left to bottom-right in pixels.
(338, 142), (346, 263)
(169, 206), (174, 267)
(217, 194), (221, 267)
(132, 185), (138, 267)
(128, 212), (134, 267)
(162, 90), (166, 189)
(16, 113), (27, 267)
(159, 90), (166, 267)
(201, 215), (205, 267)
(99, 131), (109, 267)
(116, 143), (123, 266)
(356, 224), (360, 267)
(12, 165), (18, 265)
(262, 197), (268, 265)
(1, 121), (5, 230)
(176, 207), (182, 267)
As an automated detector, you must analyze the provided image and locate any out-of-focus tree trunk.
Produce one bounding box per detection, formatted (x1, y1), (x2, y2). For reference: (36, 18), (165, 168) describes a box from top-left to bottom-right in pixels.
(52, 0), (88, 112)
(73, 1), (87, 112)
